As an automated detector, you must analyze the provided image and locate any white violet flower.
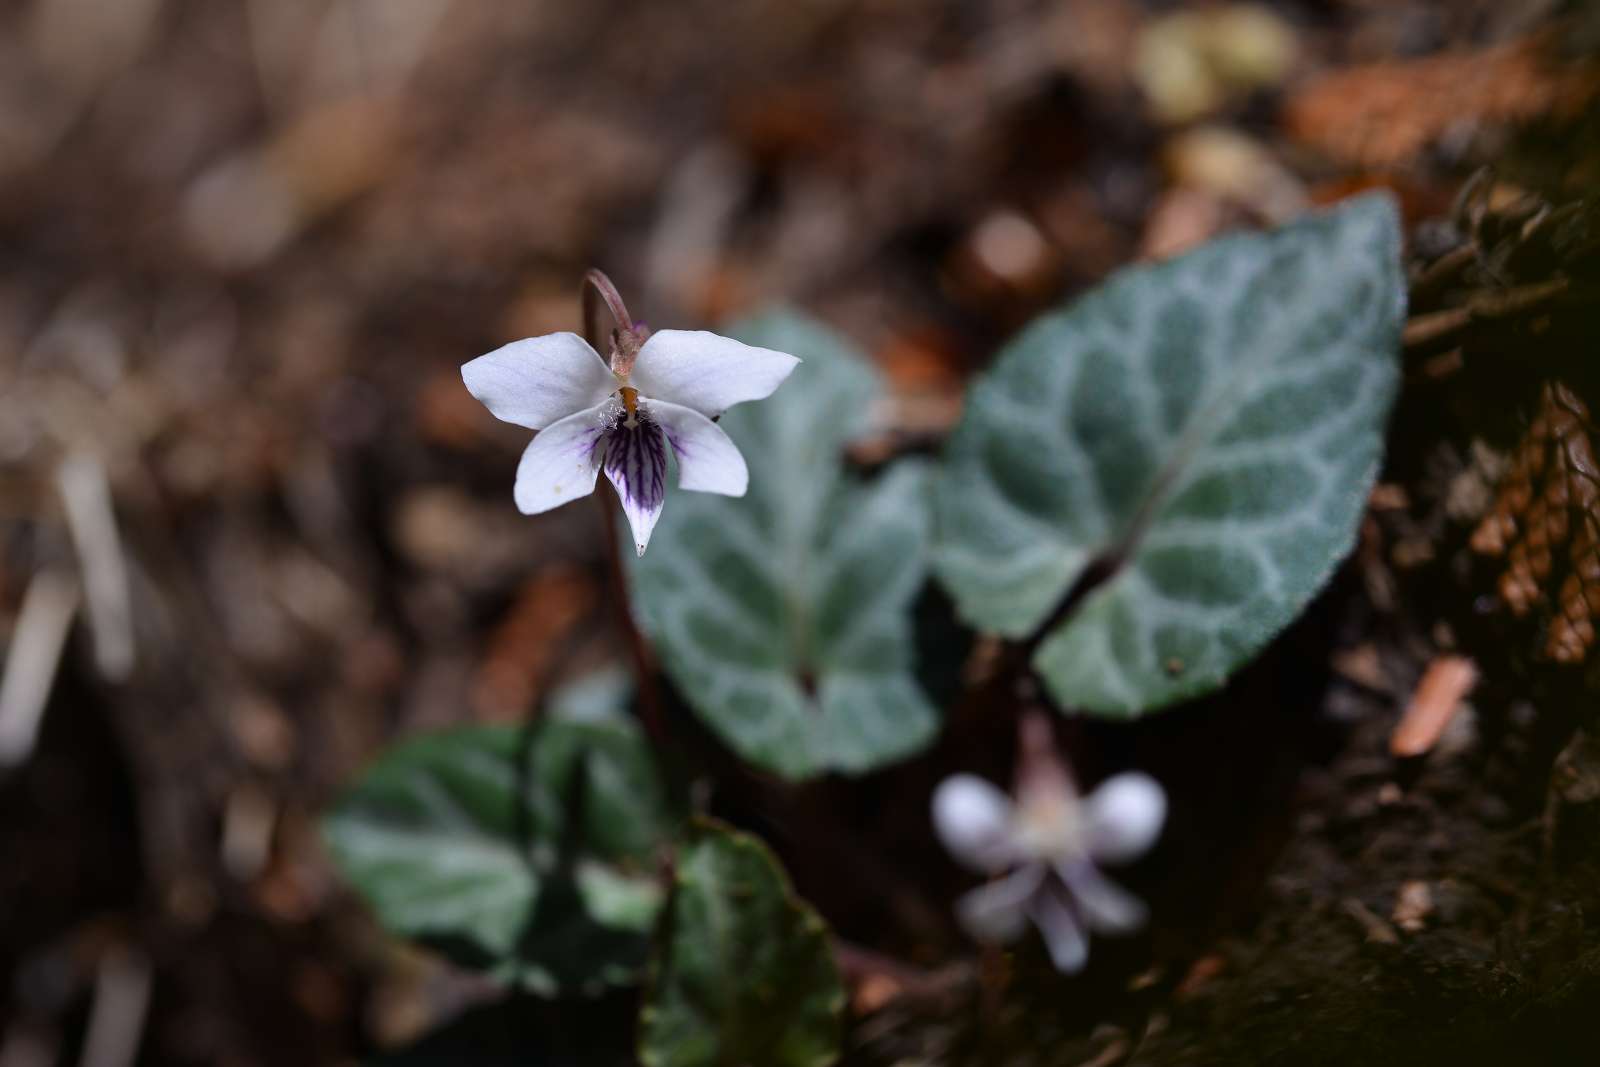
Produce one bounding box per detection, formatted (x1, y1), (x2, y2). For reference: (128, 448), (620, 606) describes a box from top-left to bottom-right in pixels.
(931, 714), (1166, 973)
(462, 298), (798, 555)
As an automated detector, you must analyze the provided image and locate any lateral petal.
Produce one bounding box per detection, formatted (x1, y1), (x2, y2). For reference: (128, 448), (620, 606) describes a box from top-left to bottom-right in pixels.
(648, 399), (749, 496)
(1057, 860), (1148, 935)
(512, 402), (608, 515)
(955, 864), (1044, 945)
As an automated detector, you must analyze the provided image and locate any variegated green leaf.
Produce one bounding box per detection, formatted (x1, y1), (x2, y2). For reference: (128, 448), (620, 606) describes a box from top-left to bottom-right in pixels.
(935, 194), (1404, 715)
(323, 715), (676, 995)
(631, 311), (938, 779)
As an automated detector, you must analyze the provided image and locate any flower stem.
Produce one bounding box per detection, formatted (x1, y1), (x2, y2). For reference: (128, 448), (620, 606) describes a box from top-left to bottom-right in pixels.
(583, 269), (646, 379)
(583, 269), (633, 338)
(583, 269), (665, 745)
(594, 484), (667, 745)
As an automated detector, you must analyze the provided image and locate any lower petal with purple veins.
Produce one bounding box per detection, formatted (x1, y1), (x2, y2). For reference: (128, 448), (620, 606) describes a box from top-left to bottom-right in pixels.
(1029, 881), (1089, 973)
(602, 408), (671, 555)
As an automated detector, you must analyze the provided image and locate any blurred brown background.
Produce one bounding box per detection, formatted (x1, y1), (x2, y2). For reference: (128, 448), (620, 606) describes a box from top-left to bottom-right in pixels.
(0, 1), (1592, 1064)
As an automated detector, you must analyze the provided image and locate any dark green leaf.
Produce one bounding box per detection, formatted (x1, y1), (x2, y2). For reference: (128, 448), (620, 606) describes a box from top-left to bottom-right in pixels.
(639, 820), (844, 1067)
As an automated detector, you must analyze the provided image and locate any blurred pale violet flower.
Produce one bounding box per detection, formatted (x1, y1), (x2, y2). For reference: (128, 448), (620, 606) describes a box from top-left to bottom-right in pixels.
(463, 322), (798, 555)
(932, 714), (1166, 973)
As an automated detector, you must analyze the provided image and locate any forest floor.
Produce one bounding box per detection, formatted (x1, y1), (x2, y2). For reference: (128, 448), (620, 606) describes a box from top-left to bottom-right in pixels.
(1, 1), (1598, 1064)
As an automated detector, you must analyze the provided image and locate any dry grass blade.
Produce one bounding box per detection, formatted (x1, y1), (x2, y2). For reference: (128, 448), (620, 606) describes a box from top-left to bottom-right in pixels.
(56, 453), (135, 681)
(78, 949), (152, 1067)
(0, 570), (81, 769)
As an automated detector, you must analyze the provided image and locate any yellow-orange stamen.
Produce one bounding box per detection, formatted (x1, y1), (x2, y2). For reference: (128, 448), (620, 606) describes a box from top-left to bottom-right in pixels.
(618, 385), (642, 428)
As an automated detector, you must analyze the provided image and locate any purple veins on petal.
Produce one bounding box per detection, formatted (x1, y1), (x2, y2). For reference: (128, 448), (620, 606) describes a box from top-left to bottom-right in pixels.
(512, 403), (608, 515)
(601, 407), (670, 555)
(573, 425), (606, 459)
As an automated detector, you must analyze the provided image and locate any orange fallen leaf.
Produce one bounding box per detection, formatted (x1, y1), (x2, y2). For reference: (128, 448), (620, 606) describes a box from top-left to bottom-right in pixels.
(1390, 656), (1479, 758)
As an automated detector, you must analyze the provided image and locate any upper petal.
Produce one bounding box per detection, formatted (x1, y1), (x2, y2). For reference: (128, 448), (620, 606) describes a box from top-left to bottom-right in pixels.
(513, 402), (607, 515)
(1084, 772), (1166, 864)
(463, 332), (615, 430)
(631, 329), (799, 418)
(933, 774), (1018, 873)
(602, 414), (670, 556)
(648, 399), (749, 496)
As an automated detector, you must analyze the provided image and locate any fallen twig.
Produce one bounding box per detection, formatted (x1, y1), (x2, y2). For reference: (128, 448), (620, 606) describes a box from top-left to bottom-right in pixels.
(1402, 278), (1573, 354)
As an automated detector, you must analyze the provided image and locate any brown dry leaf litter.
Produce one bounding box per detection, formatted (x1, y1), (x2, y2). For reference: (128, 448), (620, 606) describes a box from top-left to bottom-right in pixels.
(1284, 32), (1600, 170)
(1391, 881), (1433, 933)
(1471, 382), (1600, 663)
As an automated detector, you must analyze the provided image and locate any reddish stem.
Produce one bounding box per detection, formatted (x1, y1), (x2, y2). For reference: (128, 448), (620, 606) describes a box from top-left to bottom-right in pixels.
(583, 269), (646, 378)
(594, 485), (667, 744)
(583, 271), (666, 745)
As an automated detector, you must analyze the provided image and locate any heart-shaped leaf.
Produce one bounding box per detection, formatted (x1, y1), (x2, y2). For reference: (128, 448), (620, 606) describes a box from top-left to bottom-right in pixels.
(323, 714), (677, 995)
(935, 194), (1403, 715)
(631, 311), (938, 779)
(639, 820), (844, 1067)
